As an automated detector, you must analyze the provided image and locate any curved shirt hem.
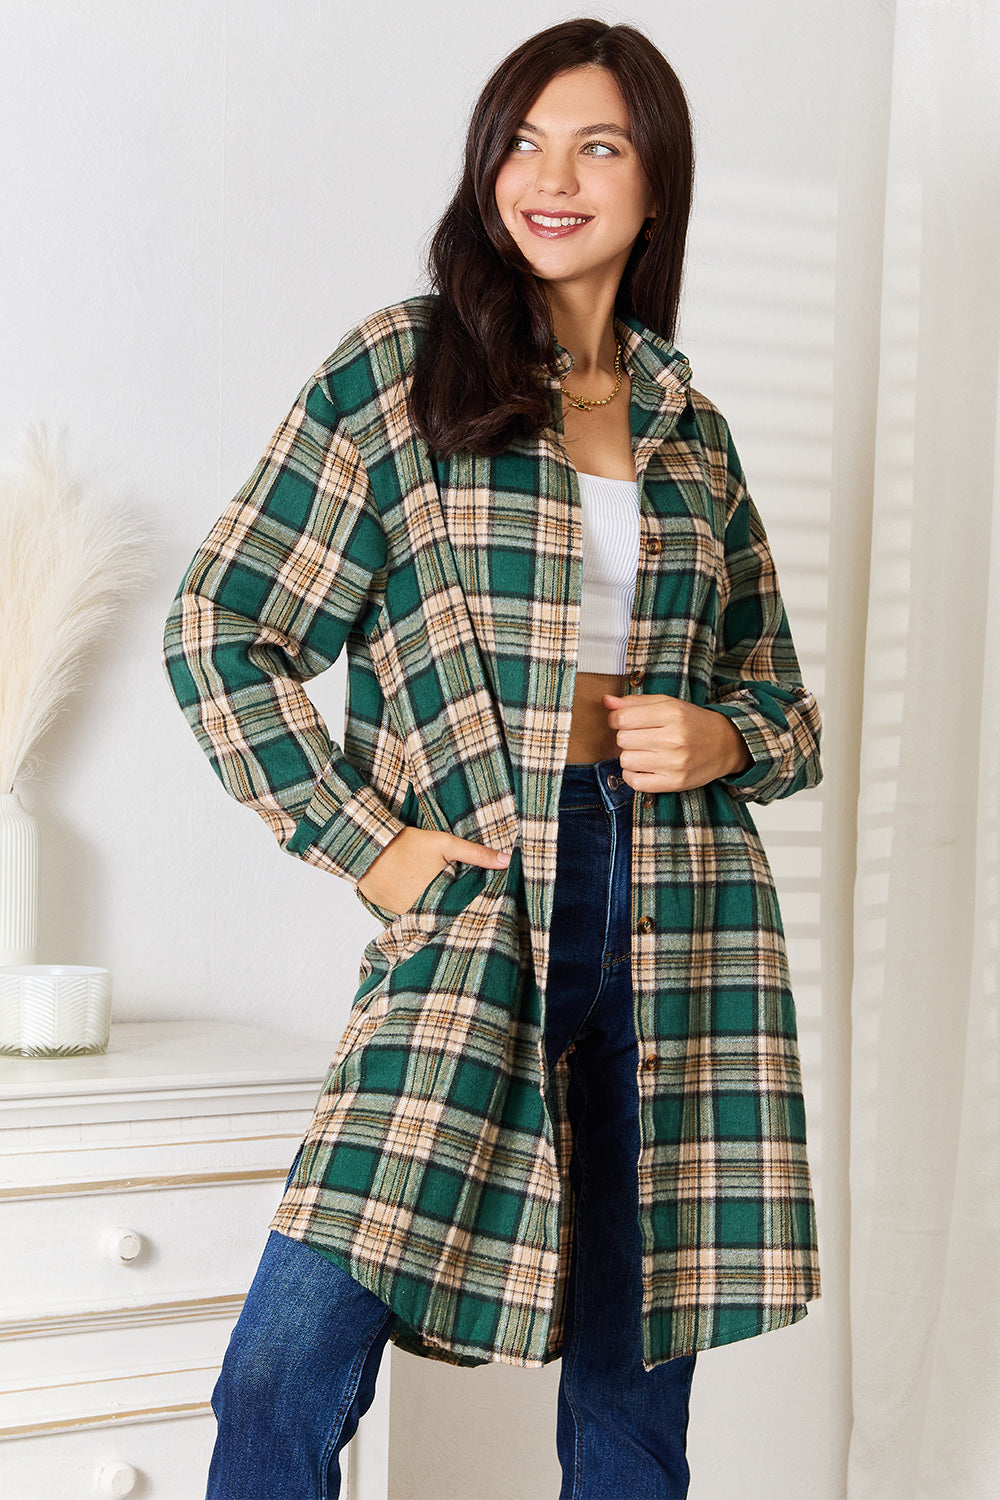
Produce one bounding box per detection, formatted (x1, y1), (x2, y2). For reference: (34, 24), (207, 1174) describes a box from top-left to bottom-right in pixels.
(269, 1219), (819, 1371)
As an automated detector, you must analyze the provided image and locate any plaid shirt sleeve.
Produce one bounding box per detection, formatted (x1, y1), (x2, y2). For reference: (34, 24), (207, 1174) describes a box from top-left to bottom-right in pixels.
(162, 370), (407, 884)
(706, 425), (823, 804)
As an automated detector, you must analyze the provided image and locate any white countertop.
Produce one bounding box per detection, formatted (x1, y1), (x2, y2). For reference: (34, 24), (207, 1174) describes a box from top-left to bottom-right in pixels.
(0, 1020), (337, 1126)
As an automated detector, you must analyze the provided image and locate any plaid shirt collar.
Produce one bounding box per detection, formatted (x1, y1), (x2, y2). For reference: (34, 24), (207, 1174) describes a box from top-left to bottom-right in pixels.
(547, 314), (693, 446)
(549, 312), (693, 392)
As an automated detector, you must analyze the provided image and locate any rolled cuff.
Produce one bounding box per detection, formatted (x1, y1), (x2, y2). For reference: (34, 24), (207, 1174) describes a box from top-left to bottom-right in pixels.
(288, 770), (406, 884)
(706, 702), (783, 799)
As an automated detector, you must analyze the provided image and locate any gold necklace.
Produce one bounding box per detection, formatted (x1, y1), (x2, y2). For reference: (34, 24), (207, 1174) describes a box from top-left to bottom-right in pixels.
(560, 343), (623, 411)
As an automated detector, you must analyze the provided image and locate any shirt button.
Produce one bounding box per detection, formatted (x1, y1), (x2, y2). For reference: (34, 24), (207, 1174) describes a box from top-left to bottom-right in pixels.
(628, 668), (645, 687)
(645, 537), (662, 556)
(642, 1054), (659, 1072)
(642, 793), (655, 809)
(637, 915), (655, 934)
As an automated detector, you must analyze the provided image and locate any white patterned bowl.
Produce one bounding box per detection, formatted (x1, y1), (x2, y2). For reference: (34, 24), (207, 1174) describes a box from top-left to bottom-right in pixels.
(0, 966), (112, 1057)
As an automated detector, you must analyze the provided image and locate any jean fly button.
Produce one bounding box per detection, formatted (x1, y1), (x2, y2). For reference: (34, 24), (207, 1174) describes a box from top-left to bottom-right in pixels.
(606, 773), (622, 790)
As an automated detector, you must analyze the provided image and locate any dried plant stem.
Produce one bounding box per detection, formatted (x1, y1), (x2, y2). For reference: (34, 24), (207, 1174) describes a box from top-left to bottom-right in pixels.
(0, 428), (149, 791)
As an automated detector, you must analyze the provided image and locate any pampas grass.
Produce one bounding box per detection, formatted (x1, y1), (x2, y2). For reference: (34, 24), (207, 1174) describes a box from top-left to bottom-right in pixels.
(0, 427), (149, 792)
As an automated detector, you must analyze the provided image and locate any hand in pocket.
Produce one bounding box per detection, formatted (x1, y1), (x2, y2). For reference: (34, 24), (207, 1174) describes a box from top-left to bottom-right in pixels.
(357, 827), (510, 917)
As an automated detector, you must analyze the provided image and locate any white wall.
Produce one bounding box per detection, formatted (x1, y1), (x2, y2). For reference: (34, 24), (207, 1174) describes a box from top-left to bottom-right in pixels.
(1, 2), (849, 1496)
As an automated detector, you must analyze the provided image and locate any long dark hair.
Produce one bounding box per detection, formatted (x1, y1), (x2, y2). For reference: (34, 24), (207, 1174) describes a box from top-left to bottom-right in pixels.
(408, 18), (694, 458)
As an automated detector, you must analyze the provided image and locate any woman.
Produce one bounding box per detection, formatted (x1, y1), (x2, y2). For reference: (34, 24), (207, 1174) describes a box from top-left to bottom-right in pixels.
(163, 18), (822, 1499)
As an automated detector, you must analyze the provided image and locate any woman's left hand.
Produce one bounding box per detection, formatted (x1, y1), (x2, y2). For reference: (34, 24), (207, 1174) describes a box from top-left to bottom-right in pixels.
(603, 693), (752, 793)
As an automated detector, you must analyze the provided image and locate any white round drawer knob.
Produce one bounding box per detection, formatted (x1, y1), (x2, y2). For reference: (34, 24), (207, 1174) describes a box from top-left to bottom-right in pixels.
(94, 1460), (138, 1495)
(101, 1227), (143, 1263)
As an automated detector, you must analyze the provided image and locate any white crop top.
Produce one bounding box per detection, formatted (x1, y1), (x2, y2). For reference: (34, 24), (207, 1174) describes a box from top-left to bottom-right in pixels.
(575, 470), (641, 674)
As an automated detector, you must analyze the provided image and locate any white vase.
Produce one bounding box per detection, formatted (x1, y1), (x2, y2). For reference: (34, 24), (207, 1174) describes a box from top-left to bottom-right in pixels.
(0, 791), (39, 965)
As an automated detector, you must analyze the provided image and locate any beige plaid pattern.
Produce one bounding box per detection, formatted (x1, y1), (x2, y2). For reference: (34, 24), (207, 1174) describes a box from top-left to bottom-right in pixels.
(163, 298), (823, 1370)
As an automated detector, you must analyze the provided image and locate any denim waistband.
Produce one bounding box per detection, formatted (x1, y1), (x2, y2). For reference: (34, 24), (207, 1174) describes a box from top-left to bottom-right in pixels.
(559, 758), (634, 812)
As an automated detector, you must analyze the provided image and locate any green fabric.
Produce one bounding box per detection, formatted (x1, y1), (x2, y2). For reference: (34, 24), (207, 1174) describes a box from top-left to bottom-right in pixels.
(163, 296), (823, 1371)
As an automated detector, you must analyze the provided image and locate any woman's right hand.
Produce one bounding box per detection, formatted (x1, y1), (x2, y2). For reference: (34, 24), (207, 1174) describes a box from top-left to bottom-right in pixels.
(356, 827), (510, 917)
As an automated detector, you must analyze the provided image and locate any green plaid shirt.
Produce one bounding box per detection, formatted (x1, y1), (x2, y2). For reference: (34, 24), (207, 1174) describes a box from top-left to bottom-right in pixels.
(163, 296), (822, 1370)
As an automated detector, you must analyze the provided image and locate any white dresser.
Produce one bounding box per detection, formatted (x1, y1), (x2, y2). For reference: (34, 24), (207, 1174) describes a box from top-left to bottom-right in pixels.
(0, 1020), (392, 1499)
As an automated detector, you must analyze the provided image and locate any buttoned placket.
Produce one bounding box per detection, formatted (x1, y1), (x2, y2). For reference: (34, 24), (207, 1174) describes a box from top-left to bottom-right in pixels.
(625, 438), (669, 1316)
(617, 361), (693, 1293)
(546, 331), (689, 1185)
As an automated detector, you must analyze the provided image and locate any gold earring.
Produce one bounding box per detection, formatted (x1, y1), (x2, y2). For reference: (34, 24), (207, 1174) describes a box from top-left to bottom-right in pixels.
(644, 223), (654, 241)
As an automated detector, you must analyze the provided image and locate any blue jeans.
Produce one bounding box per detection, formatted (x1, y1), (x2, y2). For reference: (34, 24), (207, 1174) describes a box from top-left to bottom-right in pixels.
(206, 758), (695, 1499)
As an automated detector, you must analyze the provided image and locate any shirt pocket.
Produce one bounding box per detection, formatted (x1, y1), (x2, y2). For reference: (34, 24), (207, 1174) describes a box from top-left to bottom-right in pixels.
(359, 860), (486, 976)
(356, 860), (458, 927)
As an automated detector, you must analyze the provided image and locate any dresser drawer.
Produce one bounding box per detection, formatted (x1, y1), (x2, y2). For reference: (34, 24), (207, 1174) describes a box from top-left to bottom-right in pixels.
(0, 1381), (363, 1500)
(0, 1022), (384, 1496)
(0, 1175), (286, 1324)
(0, 1410), (217, 1500)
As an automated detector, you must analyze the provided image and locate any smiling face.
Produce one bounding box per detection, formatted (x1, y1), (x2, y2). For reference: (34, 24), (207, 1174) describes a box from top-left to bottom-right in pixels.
(493, 64), (656, 295)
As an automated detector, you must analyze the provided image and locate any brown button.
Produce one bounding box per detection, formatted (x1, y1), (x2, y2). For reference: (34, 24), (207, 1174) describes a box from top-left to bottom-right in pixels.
(628, 668), (645, 688)
(642, 793), (655, 809)
(637, 915), (655, 934)
(645, 537), (662, 556)
(606, 773), (622, 790)
(642, 1054), (659, 1072)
